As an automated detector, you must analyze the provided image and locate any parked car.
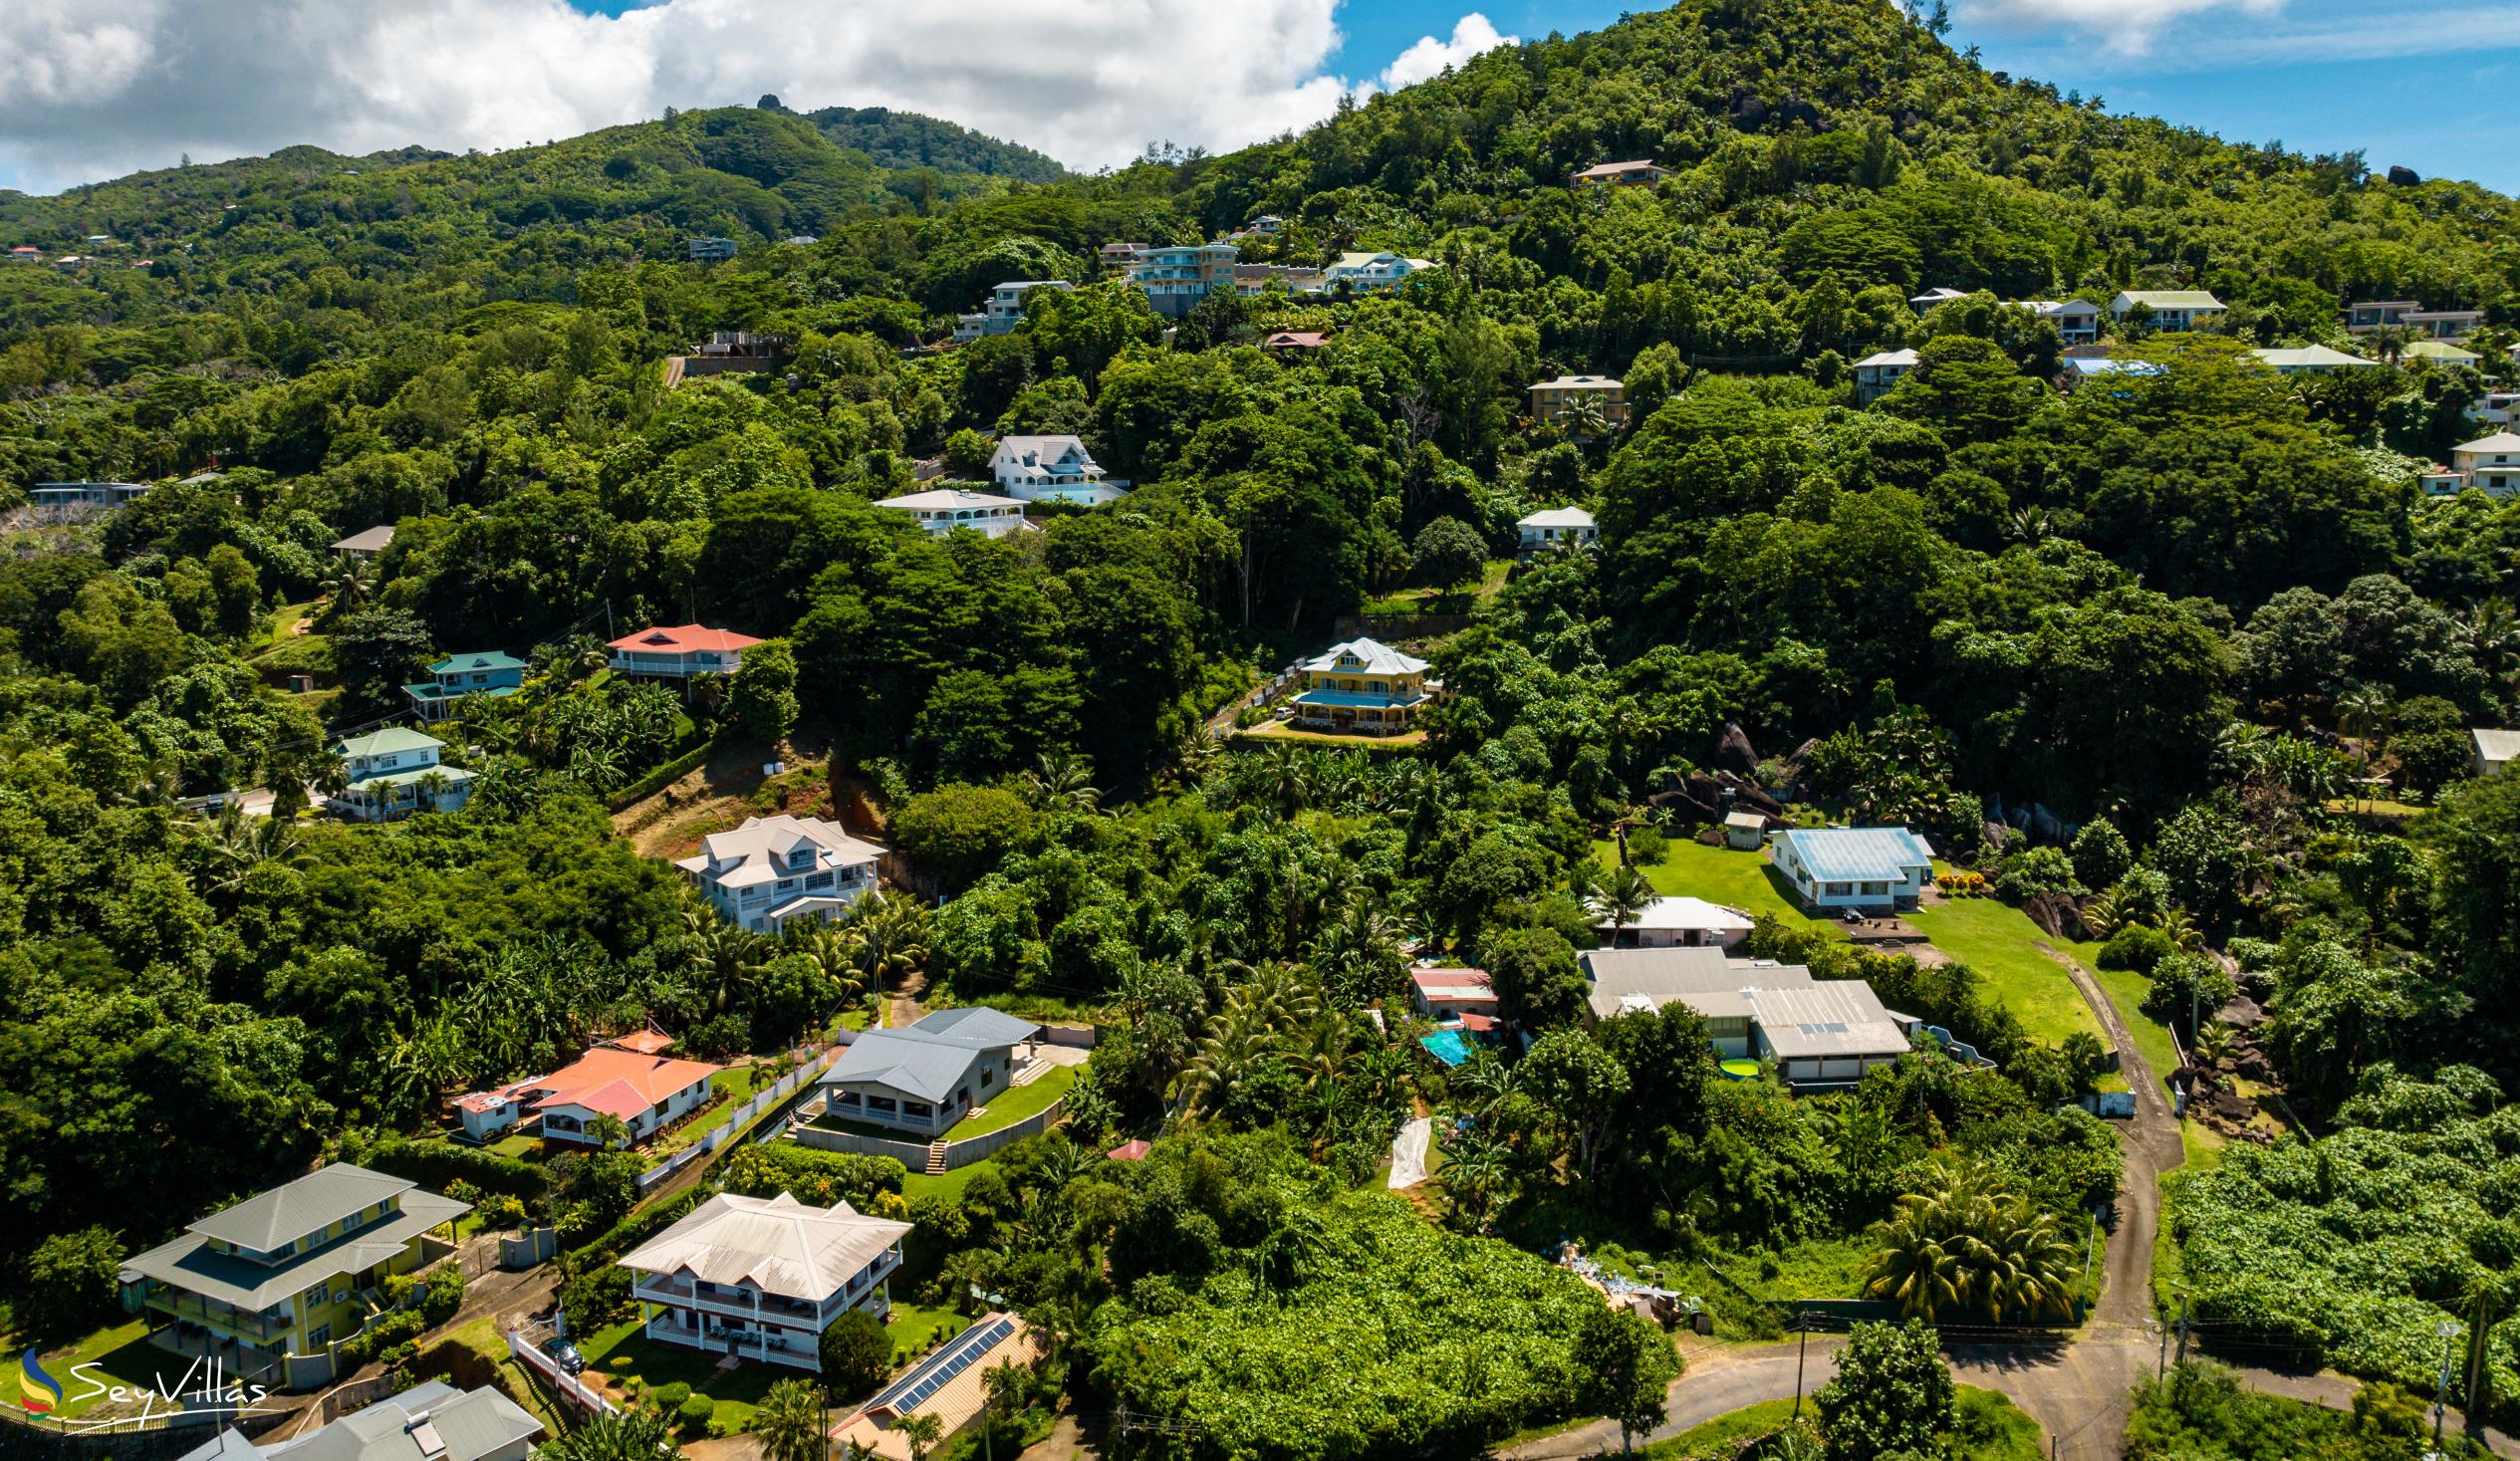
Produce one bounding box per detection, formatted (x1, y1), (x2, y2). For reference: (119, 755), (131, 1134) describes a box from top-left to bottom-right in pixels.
(547, 1340), (586, 1374)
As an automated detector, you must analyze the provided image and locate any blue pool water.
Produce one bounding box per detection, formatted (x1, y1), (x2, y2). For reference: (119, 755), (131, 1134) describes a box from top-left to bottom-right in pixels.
(1419, 1029), (1472, 1066)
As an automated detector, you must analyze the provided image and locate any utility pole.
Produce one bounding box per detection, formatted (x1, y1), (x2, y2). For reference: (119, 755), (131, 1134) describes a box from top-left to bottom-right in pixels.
(1793, 1311), (1812, 1419)
(2435, 1319), (2461, 1450)
(2173, 1291), (2191, 1374)
(2157, 1302), (2170, 1380)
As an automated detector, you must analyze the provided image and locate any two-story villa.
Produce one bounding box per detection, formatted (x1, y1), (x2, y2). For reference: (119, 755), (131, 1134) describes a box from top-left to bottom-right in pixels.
(2109, 291), (2225, 332)
(332, 728), (473, 821)
(990, 435), (1126, 506)
(2019, 299), (2102, 345)
(120, 1164), (468, 1389)
(1325, 252), (1434, 294)
(1289, 637), (1439, 736)
(2449, 432), (2520, 499)
(1853, 349), (1919, 405)
(818, 1007), (1041, 1136)
(620, 1193), (911, 1371)
(607, 624), (763, 683)
(1097, 242), (1147, 279)
(1528, 374), (1629, 433)
(676, 815), (882, 934)
(876, 489), (1032, 539)
(980, 280), (1072, 336)
(403, 651), (525, 723)
(1130, 243), (1239, 318)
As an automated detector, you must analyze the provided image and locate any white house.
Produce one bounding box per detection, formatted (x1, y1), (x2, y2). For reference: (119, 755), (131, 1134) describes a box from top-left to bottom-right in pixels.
(1908, 287), (1968, 312)
(991, 435), (1126, 506)
(1408, 967), (1499, 1022)
(332, 728), (473, 822)
(877, 489), (1032, 539)
(1853, 349), (1918, 405)
(2406, 340), (2483, 370)
(1571, 159), (1669, 188)
(2472, 729), (2520, 779)
(1596, 895), (1754, 950)
(2253, 345), (2382, 375)
(819, 1007), (1041, 1137)
(2466, 388), (2519, 428)
(2449, 432), (2520, 499)
(2109, 291), (2224, 332)
(1326, 251), (1434, 294)
(687, 238), (739, 262)
(676, 815), (882, 934)
(980, 280), (1072, 335)
(484, 1044), (723, 1146)
(1770, 827), (1935, 912)
(607, 623), (762, 681)
(1128, 242), (1239, 318)
(1516, 506), (1599, 556)
(1577, 947), (1920, 1089)
(620, 1192), (911, 1370)
(331, 526), (395, 559)
(2020, 299), (2102, 345)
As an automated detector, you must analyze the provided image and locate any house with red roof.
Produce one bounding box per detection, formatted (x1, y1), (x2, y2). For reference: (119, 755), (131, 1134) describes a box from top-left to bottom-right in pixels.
(1409, 966), (1499, 1022)
(607, 623), (763, 682)
(457, 1044), (723, 1147)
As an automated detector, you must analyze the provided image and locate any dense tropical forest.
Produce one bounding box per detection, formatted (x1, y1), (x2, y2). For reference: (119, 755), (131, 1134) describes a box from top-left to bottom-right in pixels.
(5, 0), (2520, 1454)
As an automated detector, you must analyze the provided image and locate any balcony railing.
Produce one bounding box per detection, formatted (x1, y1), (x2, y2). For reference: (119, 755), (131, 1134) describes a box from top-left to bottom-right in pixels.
(147, 1293), (294, 1343)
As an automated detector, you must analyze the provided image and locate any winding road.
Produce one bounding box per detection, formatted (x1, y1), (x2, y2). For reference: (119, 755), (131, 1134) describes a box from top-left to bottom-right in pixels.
(1507, 946), (2519, 1460)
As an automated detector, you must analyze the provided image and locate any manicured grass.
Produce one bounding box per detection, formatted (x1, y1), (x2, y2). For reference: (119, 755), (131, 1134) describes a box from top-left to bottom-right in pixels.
(2085, 958), (2182, 1096)
(1358, 559), (1514, 614)
(950, 1064), (1076, 1138)
(485, 1132), (540, 1160)
(576, 1319), (782, 1431)
(1638, 1397), (1802, 1458)
(1602, 838), (1842, 937)
(28, 1320), (155, 1419)
(668, 1067), (766, 1146)
(881, 1303), (967, 1367)
(901, 1158), (1001, 1206)
(1905, 896), (2106, 1051)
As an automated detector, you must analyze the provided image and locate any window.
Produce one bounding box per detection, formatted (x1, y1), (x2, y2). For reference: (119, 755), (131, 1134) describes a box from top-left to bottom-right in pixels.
(307, 1325), (331, 1348)
(1824, 882), (1852, 897)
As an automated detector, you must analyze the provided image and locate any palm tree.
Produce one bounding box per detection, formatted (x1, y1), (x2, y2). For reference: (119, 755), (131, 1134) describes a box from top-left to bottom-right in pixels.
(1021, 751), (1100, 814)
(1176, 997), (1274, 1123)
(752, 1378), (829, 1461)
(1560, 393), (1613, 441)
(2154, 905), (2205, 952)
(415, 767), (453, 813)
(539, 1407), (681, 1461)
(2460, 599), (2520, 688)
(2336, 682), (2392, 809)
(799, 921), (869, 1016)
(1863, 1159), (2078, 1324)
(1437, 1128), (1510, 1230)
(1259, 742), (1315, 818)
(849, 892), (932, 1024)
(1588, 862), (1656, 944)
(980, 1358), (1029, 1433)
(691, 916), (768, 1015)
(894, 1412), (944, 1461)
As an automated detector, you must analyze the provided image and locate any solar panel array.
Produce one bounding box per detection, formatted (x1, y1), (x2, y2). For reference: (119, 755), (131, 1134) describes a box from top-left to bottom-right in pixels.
(873, 1317), (1015, 1415)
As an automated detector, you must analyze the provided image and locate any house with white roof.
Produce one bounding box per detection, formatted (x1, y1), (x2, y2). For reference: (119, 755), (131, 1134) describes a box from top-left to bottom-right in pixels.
(2466, 388), (2519, 428)
(818, 1007), (1042, 1136)
(2449, 432), (2520, 499)
(1577, 946), (1921, 1089)
(1325, 251), (1433, 294)
(332, 728), (472, 822)
(1572, 159), (1670, 188)
(2109, 291), (2224, 332)
(1853, 349), (1918, 405)
(2253, 345), (2383, 375)
(1770, 826), (1936, 912)
(1529, 375), (1628, 432)
(1289, 637), (1440, 736)
(990, 435), (1126, 506)
(1596, 895), (1755, 950)
(979, 279), (1072, 335)
(179, 1380), (542, 1461)
(331, 526), (395, 559)
(2405, 340), (2482, 369)
(620, 1192), (911, 1370)
(1908, 287), (1969, 312)
(1517, 506), (1599, 555)
(2019, 299), (2102, 345)
(608, 623), (763, 681)
(877, 488), (1032, 539)
(2471, 729), (2520, 779)
(677, 815), (882, 934)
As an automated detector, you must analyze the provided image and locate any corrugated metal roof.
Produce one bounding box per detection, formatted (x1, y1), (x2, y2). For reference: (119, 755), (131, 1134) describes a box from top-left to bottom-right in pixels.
(1579, 947), (1814, 1023)
(821, 1008), (1039, 1103)
(1749, 983), (1914, 1060)
(619, 1192), (909, 1303)
(1776, 827), (1934, 883)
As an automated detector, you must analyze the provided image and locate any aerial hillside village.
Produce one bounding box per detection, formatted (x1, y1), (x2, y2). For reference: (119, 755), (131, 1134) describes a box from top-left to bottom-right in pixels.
(10, 5), (2520, 1461)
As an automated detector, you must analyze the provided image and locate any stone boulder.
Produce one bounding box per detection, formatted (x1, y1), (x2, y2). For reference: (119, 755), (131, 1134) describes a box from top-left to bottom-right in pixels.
(2021, 891), (2088, 943)
(1711, 721), (1759, 776)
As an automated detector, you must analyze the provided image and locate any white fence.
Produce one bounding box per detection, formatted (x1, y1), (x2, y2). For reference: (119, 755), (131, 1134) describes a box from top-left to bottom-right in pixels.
(633, 1049), (844, 1191)
(506, 1334), (619, 1417)
(790, 1096), (1067, 1171)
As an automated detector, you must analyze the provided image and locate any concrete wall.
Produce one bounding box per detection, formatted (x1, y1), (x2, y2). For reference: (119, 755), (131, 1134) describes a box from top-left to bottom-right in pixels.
(790, 1096), (1066, 1171)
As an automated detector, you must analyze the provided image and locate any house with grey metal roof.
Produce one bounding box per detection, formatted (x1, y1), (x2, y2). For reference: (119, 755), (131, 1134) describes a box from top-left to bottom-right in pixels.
(818, 1007), (1041, 1136)
(1770, 827), (1936, 912)
(2108, 290), (2225, 332)
(1289, 638), (1440, 737)
(2472, 728), (2520, 779)
(1577, 947), (1920, 1089)
(181, 1381), (541, 1461)
(120, 1163), (469, 1389)
(1516, 506), (1598, 556)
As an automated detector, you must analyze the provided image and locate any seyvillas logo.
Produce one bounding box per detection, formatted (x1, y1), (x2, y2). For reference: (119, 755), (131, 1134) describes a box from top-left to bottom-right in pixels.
(16, 1349), (61, 1415)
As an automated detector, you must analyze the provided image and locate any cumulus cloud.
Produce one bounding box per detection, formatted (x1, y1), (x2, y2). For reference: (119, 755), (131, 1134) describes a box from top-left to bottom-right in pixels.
(1961, 0), (2286, 53)
(0, 0), (1512, 194)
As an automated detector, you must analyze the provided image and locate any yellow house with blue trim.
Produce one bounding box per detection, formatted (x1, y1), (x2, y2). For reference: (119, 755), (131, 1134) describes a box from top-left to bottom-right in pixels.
(120, 1164), (468, 1390)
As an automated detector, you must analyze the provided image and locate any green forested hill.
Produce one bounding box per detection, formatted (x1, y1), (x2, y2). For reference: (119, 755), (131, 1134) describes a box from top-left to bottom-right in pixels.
(805, 105), (1069, 182)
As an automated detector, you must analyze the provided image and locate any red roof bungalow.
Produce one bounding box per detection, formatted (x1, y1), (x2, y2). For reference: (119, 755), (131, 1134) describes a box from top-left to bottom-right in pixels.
(514, 1046), (723, 1146)
(1409, 966), (1499, 1022)
(1264, 331), (1330, 354)
(609, 1029), (677, 1056)
(608, 623), (762, 681)
(1106, 1139), (1153, 1161)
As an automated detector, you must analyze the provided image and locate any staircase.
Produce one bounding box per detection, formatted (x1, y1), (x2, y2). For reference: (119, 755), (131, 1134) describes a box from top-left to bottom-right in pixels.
(923, 1137), (950, 1175)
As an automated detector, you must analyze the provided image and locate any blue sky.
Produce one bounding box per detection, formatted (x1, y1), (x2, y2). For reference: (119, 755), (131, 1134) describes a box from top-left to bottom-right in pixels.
(2, 0), (2512, 196)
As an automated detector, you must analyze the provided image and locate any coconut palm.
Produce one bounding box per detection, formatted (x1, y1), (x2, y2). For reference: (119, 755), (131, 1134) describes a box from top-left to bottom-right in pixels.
(848, 892), (932, 1020)
(1258, 742), (1315, 817)
(1863, 1159), (2079, 1324)
(797, 920), (870, 1013)
(1560, 393), (1613, 440)
(690, 915), (768, 1015)
(1588, 862), (1657, 942)
(1021, 751), (1100, 814)
(539, 1406), (679, 1461)
(895, 1412), (943, 1461)
(1438, 1128), (1511, 1229)
(752, 1378), (829, 1461)
(1176, 996), (1274, 1122)
(2336, 681), (2392, 769)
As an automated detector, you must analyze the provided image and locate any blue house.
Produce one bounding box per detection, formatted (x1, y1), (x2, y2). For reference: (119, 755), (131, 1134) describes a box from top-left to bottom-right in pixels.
(1770, 827), (1935, 913)
(404, 650), (525, 723)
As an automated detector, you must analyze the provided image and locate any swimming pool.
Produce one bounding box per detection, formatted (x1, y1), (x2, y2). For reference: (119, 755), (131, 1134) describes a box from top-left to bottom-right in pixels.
(1419, 1029), (1472, 1066)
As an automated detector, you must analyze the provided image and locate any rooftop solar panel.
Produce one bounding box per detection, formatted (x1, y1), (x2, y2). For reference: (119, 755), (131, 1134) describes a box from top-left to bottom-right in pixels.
(872, 1317), (1016, 1414)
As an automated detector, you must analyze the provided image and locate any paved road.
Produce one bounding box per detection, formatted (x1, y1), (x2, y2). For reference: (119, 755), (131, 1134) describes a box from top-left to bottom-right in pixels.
(1509, 948), (2520, 1460)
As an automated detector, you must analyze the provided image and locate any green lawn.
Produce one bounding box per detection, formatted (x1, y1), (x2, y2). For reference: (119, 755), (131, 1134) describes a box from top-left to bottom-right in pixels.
(901, 1158), (1001, 1206)
(1638, 1387), (2039, 1461)
(28, 1320), (158, 1419)
(881, 1303), (968, 1367)
(668, 1067), (766, 1146)
(1638, 1398), (1802, 1458)
(950, 1064), (1077, 1138)
(1905, 896), (2108, 1052)
(576, 1319), (783, 1431)
(1602, 838), (1843, 937)
(2085, 958), (2182, 1097)
(485, 1132), (539, 1160)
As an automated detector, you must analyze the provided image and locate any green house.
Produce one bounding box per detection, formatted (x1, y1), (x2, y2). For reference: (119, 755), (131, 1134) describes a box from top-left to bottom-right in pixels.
(403, 650), (526, 724)
(120, 1163), (468, 1390)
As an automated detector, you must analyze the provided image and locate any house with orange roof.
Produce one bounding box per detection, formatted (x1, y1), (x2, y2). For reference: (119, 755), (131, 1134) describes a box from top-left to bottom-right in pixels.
(607, 623), (763, 683)
(455, 1043), (722, 1146)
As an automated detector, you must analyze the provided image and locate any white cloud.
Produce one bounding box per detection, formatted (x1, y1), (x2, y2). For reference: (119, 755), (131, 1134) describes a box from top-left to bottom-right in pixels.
(0, 1), (1519, 194)
(1961, 0), (2285, 53)
(1371, 13), (1513, 93)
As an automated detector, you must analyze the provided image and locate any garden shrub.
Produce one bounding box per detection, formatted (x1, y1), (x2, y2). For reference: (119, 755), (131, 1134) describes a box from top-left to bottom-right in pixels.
(2098, 923), (2174, 974)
